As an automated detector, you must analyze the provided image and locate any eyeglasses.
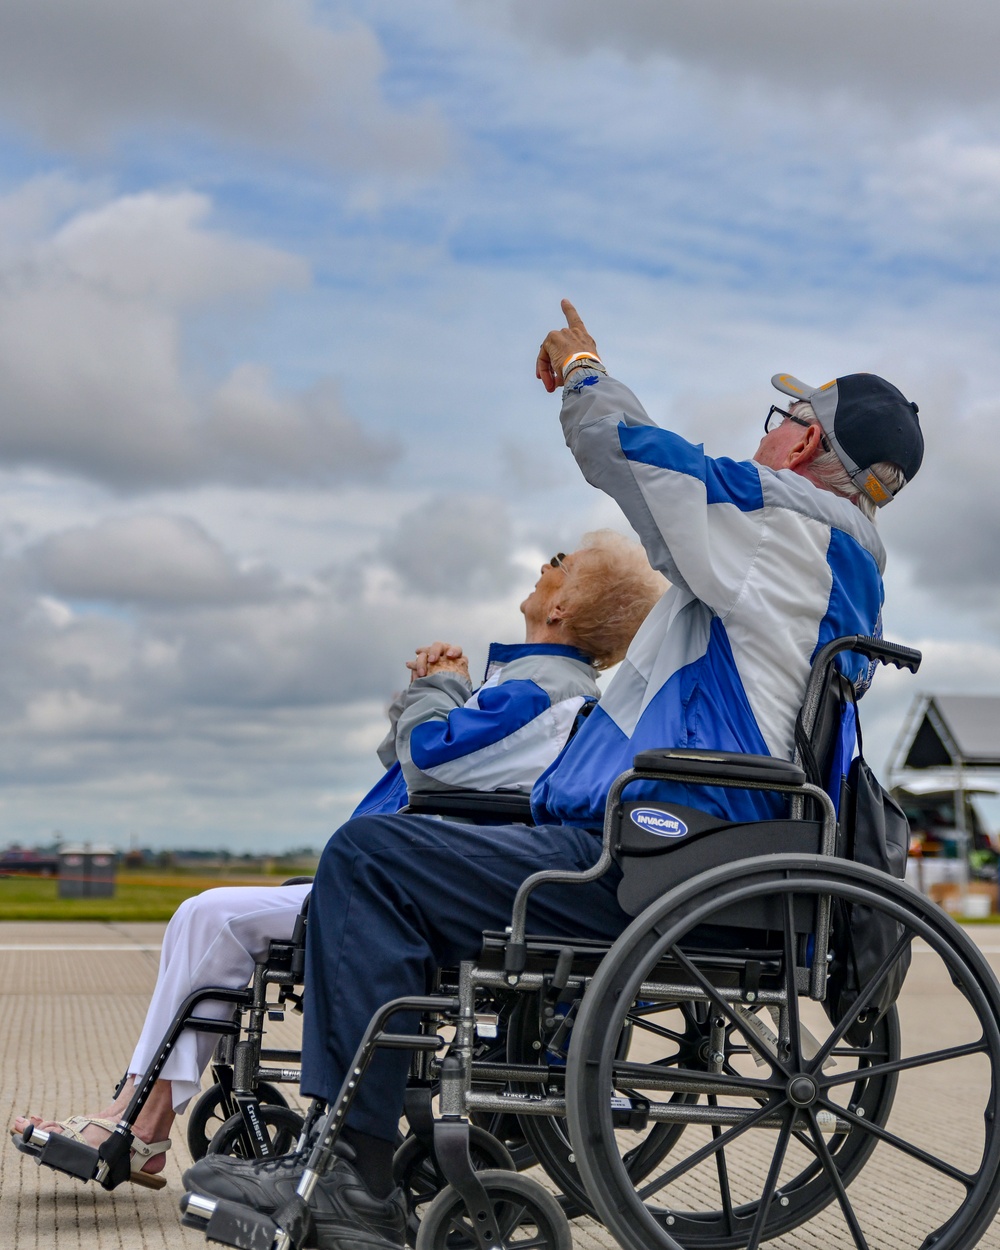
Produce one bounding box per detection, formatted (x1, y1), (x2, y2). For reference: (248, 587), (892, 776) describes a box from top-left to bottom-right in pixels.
(549, 553), (567, 570)
(764, 405), (832, 451)
(764, 405), (813, 435)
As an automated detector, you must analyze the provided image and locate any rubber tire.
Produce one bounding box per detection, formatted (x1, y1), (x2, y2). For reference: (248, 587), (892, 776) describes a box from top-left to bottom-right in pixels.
(205, 1103), (304, 1159)
(393, 1126), (515, 1246)
(414, 1169), (573, 1250)
(186, 1080), (290, 1160)
(566, 855), (1000, 1250)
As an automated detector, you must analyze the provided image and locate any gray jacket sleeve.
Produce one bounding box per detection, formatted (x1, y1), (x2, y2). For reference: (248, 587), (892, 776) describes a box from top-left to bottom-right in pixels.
(375, 689), (410, 770)
(386, 672), (476, 786)
(395, 653), (597, 797)
(560, 374), (685, 589)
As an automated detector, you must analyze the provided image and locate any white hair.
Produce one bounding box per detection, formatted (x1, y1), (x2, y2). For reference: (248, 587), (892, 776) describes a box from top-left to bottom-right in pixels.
(790, 402), (906, 522)
(560, 530), (667, 670)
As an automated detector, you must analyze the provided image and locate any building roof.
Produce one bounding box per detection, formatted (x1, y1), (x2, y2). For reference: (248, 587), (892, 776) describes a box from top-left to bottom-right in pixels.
(896, 695), (1000, 770)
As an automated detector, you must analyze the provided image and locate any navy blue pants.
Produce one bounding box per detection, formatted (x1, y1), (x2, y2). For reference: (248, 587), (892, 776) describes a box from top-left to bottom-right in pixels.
(300, 814), (629, 1141)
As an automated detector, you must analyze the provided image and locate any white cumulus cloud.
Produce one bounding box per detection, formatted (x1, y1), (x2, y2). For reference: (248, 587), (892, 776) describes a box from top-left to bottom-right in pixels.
(0, 0), (449, 171)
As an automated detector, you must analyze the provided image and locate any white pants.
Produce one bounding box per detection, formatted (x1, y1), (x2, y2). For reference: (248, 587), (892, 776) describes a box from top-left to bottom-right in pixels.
(128, 883), (312, 1113)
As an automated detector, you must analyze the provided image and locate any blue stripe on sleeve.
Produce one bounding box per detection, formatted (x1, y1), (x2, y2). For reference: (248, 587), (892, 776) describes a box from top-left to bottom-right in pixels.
(409, 680), (552, 769)
(618, 425), (763, 511)
(532, 619), (780, 828)
(816, 529), (884, 688)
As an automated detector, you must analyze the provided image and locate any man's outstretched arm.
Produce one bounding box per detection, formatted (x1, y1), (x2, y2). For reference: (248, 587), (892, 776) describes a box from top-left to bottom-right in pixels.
(537, 299), (765, 619)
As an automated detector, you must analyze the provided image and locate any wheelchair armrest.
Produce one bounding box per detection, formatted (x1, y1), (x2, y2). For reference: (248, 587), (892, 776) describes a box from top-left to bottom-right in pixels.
(632, 748), (806, 788)
(402, 789), (534, 823)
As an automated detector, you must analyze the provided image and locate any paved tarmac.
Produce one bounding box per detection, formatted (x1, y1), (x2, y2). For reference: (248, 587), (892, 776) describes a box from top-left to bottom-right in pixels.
(2, 919), (1000, 1249)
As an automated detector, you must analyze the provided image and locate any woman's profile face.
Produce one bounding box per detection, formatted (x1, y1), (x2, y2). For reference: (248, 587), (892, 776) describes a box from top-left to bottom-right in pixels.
(520, 551), (578, 629)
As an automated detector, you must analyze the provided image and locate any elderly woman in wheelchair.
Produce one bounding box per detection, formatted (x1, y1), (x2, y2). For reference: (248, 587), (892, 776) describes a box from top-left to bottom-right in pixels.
(11, 530), (664, 1188)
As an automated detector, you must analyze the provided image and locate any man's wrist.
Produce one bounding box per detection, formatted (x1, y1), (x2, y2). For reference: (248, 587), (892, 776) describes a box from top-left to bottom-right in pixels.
(562, 354), (608, 389)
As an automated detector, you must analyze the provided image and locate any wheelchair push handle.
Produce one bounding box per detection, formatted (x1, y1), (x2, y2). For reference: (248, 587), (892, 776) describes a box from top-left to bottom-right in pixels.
(799, 634), (921, 746)
(813, 634), (922, 675)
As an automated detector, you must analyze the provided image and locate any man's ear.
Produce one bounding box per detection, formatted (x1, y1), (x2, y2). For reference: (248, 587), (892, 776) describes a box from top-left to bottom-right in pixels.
(786, 422), (825, 470)
(547, 603), (567, 624)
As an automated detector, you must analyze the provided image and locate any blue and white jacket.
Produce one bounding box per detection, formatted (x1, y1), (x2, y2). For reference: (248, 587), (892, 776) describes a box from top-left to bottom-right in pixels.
(353, 642), (599, 817)
(531, 374), (886, 829)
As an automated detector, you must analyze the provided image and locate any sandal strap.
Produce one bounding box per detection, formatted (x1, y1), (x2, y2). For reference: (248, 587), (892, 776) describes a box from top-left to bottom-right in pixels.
(61, 1115), (119, 1141)
(129, 1136), (172, 1161)
(58, 1116), (171, 1163)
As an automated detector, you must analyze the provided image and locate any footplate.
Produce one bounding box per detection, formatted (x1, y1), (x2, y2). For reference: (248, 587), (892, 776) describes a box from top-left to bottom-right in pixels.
(15, 1124), (98, 1182)
(181, 1192), (296, 1250)
(15, 1123), (135, 1189)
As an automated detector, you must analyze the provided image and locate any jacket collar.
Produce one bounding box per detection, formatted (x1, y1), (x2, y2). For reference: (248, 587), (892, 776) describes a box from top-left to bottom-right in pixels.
(483, 641), (594, 682)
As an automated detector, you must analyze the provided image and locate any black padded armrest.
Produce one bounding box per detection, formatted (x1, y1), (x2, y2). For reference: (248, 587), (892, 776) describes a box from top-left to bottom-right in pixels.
(632, 748), (806, 788)
(403, 789), (534, 823)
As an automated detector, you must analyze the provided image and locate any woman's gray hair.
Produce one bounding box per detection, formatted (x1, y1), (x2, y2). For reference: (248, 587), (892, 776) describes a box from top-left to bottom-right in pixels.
(790, 402), (905, 522)
(559, 530), (667, 670)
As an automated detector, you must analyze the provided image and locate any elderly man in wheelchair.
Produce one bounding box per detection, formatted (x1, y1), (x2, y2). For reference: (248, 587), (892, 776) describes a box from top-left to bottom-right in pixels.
(170, 311), (1000, 1250)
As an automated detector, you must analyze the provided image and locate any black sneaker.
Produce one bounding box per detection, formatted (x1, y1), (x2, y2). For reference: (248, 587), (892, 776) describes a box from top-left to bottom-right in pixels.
(181, 1137), (353, 1188)
(181, 1154), (406, 1250)
(182, 1144), (313, 1186)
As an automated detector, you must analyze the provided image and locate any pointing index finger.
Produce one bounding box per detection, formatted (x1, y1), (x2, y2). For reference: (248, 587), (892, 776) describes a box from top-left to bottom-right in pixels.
(561, 298), (585, 330)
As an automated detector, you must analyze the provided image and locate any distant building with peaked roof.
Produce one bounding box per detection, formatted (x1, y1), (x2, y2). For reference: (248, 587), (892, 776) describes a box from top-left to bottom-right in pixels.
(891, 695), (1000, 772)
(888, 695), (1000, 903)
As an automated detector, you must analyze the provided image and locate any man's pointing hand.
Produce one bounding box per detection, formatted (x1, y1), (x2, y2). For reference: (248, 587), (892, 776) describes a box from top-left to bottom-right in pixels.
(536, 298), (599, 393)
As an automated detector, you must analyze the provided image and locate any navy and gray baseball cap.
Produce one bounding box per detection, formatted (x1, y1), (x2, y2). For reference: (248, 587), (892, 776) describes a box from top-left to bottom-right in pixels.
(771, 372), (923, 508)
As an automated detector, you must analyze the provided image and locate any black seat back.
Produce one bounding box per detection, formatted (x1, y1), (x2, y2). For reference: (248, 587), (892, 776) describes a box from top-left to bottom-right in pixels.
(613, 653), (856, 925)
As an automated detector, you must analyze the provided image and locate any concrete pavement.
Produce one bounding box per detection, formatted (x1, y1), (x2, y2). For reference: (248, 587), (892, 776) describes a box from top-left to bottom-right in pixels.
(1, 919), (999, 1249)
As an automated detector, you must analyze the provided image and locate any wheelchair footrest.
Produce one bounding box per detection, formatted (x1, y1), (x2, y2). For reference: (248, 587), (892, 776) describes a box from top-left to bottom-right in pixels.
(17, 1125), (99, 1182)
(180, 1192), (285, 1250)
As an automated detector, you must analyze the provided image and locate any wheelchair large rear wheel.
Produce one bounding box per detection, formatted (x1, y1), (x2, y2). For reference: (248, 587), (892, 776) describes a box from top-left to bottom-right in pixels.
(566, 855), (1000, 1250)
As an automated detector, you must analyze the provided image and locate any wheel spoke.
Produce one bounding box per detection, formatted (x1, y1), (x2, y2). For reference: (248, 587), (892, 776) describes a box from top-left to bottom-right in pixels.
(447, 1210), (474, 1240)
(820, 1038), (988, 1089)
(806, 1108), (870, 1250)
(636, 1095), (786, 1199)
(623, 1012), (689, 1046)
(811, 929), (914, 1071)
(746, 1112), (794, 1250)
(668, 944), (792, 1076)
(625, 1020), (690, 1050)
(781, 893), (803, 1067)
(506, 1237), (549, 1250)
(817, 1095), (975, 1188)
(495, 1200), (529, 1239)
(708, 1095), (736, 1237)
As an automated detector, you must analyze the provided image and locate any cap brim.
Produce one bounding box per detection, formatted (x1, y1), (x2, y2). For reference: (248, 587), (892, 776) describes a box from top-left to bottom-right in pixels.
(771, 373), (817, 400)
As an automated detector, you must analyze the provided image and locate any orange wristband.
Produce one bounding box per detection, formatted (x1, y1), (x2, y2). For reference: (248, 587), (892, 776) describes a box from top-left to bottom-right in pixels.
(561, 351), (603, 373)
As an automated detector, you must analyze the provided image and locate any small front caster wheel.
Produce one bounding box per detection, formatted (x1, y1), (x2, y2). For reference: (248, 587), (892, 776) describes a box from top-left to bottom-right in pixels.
(414, 1169), (573, 1250)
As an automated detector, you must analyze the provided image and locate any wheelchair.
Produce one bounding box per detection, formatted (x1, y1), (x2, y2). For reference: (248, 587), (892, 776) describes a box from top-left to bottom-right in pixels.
(14, 880), (316, 1186)
(179, 632), (1000, 1250)
(11, 804), (538, 1187)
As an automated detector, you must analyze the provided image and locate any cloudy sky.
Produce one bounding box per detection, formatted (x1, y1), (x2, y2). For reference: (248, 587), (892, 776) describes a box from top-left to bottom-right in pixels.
(0, 0), (997, 852)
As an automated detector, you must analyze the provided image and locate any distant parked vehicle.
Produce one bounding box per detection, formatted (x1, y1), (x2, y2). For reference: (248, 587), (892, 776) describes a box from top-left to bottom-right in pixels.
(0, 847), (60, 877)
